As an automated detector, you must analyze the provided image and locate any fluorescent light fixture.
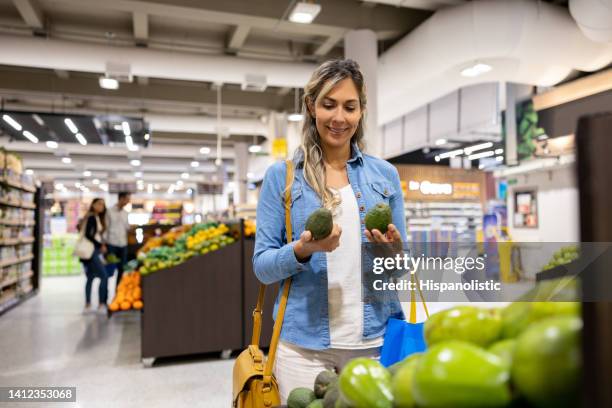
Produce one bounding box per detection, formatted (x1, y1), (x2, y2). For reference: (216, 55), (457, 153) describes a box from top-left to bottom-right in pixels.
(122, 121), (130, 136)
(496, 156), (504, 162)
(479, 163), (485, 170)
(191, 161), (199, 168)
(187, 188), (193, 195)
(25, 169), (34, 175)
(248, 145), (262, 153)
(288, 113), (304, 122)
(144, 133), (150, 141)
(99, 76), (119, 90)
(83, 170), (92, 177)
(464, 142), (493, 155)
(22, 131), (39, 143)
(147, 184), (153, 194)
(32, 114), (45, 126)
(200, 146), (211, 154)
(167, 185), (175, 194)
(181, 172), (189, 179)
(461, 63), (492, 78)
(130, 159), (141, 166)
(439, 148), (464, 159)
(289, 1), (321, 24)
(128, 144), (139, 152)
(92, 178), (100, 185)
(2, 114), (22, 131)
(61, 157), (72, 164)
(434, 156), (441, 162)
(64, 118), (78, 134)
(113, 124), (123, 131)
(435, 139), (447, 146)
(75, 133), (87, 145)
(46, 140), (58, 149)
(468, 150), (495, 161)
(495, 148), (504, 155)
(134, 171), (143, 178)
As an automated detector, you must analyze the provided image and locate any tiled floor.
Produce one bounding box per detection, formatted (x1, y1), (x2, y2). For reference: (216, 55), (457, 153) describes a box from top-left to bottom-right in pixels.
(0, 275), (234, 408)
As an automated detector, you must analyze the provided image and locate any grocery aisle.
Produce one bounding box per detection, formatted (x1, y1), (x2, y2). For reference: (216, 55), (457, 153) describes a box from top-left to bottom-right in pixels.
(0, 276), (233, 408)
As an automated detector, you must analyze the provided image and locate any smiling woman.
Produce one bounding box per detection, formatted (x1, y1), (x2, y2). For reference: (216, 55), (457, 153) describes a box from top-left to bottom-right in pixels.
(253, 59), (409, 404)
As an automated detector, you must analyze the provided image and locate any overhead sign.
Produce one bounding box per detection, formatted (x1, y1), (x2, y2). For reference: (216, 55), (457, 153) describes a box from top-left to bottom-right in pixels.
(108, 181), (137, 193)
(197, 182), (223, 195)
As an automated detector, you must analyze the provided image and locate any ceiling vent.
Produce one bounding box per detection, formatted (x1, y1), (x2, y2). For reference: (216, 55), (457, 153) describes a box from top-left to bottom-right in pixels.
(241, 74), (267, 92)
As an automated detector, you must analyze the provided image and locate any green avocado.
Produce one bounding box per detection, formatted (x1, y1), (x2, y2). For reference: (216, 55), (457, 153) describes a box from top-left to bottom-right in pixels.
(365, 203), (392, 234)
(488, 339), (517, 370)
(424, 306), (502, 348)
(305, 208), (333, 240)
(392, 354), (421, 408)
(288, 387), (316, 408)
(314, 370), (338, 399)
(322, 384), (339, 408)
(306, 400), (324, 408)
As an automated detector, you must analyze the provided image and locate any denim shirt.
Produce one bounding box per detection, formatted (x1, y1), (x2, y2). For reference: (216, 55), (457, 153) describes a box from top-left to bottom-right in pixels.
(253, 144), (407, 350)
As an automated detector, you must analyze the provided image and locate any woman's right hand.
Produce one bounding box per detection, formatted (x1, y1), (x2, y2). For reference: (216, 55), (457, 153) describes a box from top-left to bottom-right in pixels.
(293, 224), (342, 262)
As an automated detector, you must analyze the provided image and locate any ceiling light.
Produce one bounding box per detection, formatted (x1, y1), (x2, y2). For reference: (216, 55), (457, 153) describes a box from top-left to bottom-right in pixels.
(61, 157), (72, 164)
(191, 161), (199, 168)
(464, 142), (493, 155)
(137, 184), (144, 190)
(32, 114), (45, 126)
(128, 144), (139, 152)
(122, 121), (130, 136)
(92, 178), (100, 185)
(176, 180), (184, 187)
(113, 124), (123, 131)
(167, 185), (175, 194)
(99, 76), (119, 90)
(468, 150), (495, 161)
(74, 182), (81, 188)
(496, 156), (504, 162)
(289, 2), (321, 24)
(130, 159), (141, 166)
(144, 133), (150, 141)
(181, 172), (189, 179)
(435, 139), (447, 146)
(75, 133), (87, 146)
(438, 148), (464, 159)
(434, 156), (441, 162)
(200, 146), (211, 154)
(461, 63), (492, 78)
(288, 113), (304, 122)
(46, 140), (58, 149)
(25, 169), (34, 175)
(134, 171), (143, 178)
(147, 184), (153, 194)
(83, 170), (92, 177)
(187, 188), (193, 195)
(100, 184), (109, 192)
(248, 145), (262, 153)
(22, 131), (39, 143)
(247, 172), (254, 179)
(479, 163), (485, 170)
(64, 118), (78, 134)
(56, 183), (64, 190)
(495, 148), (504, 155)
(2, 114), (22, 131)
(154, 184), (160, 190)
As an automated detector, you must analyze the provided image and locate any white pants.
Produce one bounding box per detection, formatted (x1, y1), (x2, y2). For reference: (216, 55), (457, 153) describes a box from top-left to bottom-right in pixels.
(274, 340), (380, 403)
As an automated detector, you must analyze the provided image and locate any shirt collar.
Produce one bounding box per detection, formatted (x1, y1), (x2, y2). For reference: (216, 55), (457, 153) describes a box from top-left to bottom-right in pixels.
(293, 142), (364, 166)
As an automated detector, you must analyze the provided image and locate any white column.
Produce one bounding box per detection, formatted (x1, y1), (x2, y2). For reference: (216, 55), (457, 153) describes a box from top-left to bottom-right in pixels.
(344, 29), (380, 157)
(234, 141), (248, 205)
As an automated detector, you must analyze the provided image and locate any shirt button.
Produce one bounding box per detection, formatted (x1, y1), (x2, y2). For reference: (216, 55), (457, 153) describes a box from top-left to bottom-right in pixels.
(356, 192), (362, 198)
(359, 205), (365, 212)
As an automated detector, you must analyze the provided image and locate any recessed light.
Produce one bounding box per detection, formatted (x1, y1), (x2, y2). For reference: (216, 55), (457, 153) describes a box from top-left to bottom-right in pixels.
(495, 148), (504, 155)
(46, 140), (58, 149)
(191, 161), (199, 168)
(22, 131), (39, 144)
(92, 178), (100, 185)
(25, 169), (34, 175)
(99, 76), (119, 90)
(176, 180), (184, 187)
(289, 2), (321, 24)
(61, 157), (72, 164)
(435, 139), (447, 146)
(130, 159), (141, 166)
(2, 114), (22, 131)
(144, 133), (150, 141)
(83, 170), (92, 177)
(134, 171), (143, 178)
(288, 113), (304, 122)
(248, 145), (262, 153)
(200, 146), (211, 154)
(461, 63), (492, 78)
(181, 172), (189, 179)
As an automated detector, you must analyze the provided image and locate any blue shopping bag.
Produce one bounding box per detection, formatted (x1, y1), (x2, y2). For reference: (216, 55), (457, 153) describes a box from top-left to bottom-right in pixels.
(380, 274), (429, 367)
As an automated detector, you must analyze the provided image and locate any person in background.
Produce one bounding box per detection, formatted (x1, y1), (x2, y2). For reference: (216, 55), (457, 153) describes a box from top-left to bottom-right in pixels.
(105, 192), (131, 286)
(84, 198), (109, 314)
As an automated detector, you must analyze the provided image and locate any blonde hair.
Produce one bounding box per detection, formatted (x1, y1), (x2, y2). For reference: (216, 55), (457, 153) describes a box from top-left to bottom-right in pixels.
(298, 59), (367, 209)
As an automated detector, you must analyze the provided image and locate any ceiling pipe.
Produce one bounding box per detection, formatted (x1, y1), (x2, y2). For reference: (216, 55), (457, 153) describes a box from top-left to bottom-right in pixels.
(569, 0), (612, 43)
(377, 0), (612, 125)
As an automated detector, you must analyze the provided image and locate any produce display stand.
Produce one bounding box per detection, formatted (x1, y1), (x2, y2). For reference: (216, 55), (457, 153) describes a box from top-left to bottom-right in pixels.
(140, 240), (243, 366)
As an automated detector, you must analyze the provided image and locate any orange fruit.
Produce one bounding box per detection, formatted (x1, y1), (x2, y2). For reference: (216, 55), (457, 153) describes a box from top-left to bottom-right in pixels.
(109, 302), (119, 312)
(133, 300), (143, 310)
(120, 301), (131, 310)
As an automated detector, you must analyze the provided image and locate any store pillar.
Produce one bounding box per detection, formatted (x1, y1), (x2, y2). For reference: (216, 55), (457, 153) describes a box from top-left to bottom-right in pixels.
(234, 142), (248, 205)
(344, 29), (380, 158)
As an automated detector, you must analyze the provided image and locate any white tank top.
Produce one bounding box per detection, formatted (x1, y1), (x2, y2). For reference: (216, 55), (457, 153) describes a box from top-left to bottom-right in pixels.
(327, 184), (383, 349)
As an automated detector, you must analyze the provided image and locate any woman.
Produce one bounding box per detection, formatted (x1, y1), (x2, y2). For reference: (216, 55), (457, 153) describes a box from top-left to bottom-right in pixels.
(253, 59), (407, 402)
(83, 198), (109, 313)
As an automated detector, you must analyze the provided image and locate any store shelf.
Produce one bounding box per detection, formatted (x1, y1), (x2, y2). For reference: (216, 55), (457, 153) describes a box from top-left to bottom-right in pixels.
(0, 198), (36, 210)
(0, 254), (34, 268)
(0, 277), (18, 289)
(0, 295), (19, 314)
(0, 219), (34, 227)
(0, 177), (36, 193)
(0, 237), (35, 246)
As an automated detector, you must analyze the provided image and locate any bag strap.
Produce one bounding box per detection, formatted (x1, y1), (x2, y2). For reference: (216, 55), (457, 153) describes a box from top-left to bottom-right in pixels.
(409, 271), (430, 323)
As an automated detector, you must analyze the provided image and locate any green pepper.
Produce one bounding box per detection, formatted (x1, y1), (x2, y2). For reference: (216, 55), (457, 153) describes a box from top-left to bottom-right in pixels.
(338, 358), (393, 408)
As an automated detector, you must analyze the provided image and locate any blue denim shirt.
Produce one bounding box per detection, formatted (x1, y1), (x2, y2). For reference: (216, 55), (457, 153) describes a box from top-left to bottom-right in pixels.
(253, 144), (407, 350)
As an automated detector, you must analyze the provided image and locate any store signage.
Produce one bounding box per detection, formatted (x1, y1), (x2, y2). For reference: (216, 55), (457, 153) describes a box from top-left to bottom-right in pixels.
(109, 181), (137, 193)
(196, 182), (224, 195)
(409, 180), (453, 195)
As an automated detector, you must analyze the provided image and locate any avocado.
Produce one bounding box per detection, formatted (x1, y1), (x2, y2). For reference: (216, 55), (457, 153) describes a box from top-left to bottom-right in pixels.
(424, 306), (502, 348)
(306, 400), (324, 408)
(488, 339), (516, 369)
(288, 387), (316, 408)
(392, 354), (421, 408)
(322, 384), (339, 408)
(365, 203), (392, 234)
(305, 208), (333, 240)
(314, 370), (338, 398)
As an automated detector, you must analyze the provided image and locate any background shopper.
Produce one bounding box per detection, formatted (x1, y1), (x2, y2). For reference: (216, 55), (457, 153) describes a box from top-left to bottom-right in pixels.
(83, 198), (109, 313)
(105, 192), (131, 285)
(253, 59), (407, 402)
